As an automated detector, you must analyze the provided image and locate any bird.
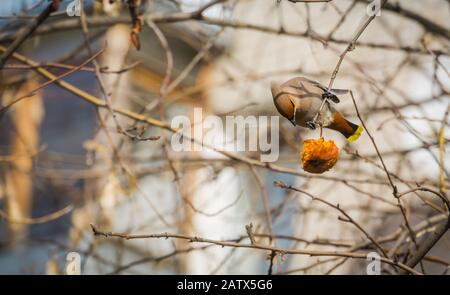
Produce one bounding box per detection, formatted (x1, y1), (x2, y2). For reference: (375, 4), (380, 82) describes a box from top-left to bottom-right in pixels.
(271, 77), (363, 142)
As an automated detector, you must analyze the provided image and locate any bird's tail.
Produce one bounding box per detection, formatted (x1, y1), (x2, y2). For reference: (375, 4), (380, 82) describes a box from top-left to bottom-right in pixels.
(328, 112), (363, 142)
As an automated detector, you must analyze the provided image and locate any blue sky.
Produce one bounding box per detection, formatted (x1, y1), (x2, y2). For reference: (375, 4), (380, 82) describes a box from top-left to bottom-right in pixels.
(0, 0), (94, 15)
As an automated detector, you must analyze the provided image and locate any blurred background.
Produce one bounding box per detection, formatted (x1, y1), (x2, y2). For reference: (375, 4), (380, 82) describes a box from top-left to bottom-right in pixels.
(0, 0), (448, 274)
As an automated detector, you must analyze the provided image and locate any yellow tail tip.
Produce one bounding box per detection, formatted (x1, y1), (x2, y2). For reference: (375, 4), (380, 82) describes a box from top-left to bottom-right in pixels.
(347, 125), (364, 142)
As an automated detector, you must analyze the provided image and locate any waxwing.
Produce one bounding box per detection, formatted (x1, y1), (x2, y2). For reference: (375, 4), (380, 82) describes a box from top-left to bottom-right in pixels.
(271, 77), (363, 142)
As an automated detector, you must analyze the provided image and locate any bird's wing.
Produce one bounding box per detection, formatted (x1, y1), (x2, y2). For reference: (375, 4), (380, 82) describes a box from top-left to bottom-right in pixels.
(286, 77), (340, 103)
(311, 82), (341, 104)
(307, 78), (350, 98)
(329, 88), (349, 95)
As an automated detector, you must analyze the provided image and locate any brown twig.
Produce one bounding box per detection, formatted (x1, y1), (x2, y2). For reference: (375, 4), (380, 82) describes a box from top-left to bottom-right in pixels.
(90, 224), (421, 275)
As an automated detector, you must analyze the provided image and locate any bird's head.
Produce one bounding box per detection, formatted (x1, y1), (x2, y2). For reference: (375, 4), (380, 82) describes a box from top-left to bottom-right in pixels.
(270, 81), (295, 122)
(270, 81), (282, 98)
